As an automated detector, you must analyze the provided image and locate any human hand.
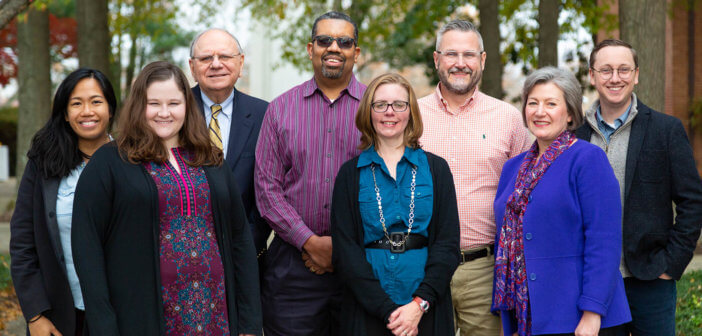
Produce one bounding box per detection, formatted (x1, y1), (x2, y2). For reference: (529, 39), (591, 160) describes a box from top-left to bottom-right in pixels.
(302, 235), (333, 273)
(659, 273), (673, 280)
(574, 311), (601, 336)
(386, 302), (422, 336)
(302, 251), (326, 275)
(28, 315), (63, 336)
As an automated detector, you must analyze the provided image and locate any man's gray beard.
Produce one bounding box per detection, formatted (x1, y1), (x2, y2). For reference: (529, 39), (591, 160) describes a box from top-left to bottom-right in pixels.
(439, 69), (482, 95)
(322, 63), (344, 79)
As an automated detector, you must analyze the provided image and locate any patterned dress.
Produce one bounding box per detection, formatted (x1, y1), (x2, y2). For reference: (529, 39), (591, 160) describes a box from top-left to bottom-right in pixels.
(144, 148), (230, 335)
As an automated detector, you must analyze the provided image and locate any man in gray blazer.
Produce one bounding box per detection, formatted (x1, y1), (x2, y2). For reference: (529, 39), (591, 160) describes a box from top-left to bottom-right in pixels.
(576, 39), (702, 336)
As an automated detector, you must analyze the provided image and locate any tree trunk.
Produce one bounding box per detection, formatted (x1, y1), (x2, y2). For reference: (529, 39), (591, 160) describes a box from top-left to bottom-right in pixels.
(538, 0), (559, 67)
(125, 32), (138, 95)
(76, 0), (112, 82)
(0, 0), (31, 30)
(619, 0), (666, 112)
(16, 6), (50, 181)
(479, 0), (503, 99)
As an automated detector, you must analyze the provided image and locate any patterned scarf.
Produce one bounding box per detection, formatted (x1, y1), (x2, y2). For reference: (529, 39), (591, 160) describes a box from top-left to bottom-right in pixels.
(492, 130), (576, 336)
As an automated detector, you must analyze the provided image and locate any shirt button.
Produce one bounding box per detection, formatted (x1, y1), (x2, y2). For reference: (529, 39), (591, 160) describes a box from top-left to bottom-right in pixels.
(326, 153), (332, 158)
(324, 204), (329, 209)
(325, 178), (330, 183)
(396, 215), (401, 220)
(390, 255), (396, 260)
(327, 128), (332, 133)
(530, 273), (536, 281)
(525, 233), (532, 240)
(49, 211), (55, 218)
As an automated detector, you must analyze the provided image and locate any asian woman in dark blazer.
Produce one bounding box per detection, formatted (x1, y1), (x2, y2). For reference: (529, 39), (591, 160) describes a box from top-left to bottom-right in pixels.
(10, 68), (116, 336)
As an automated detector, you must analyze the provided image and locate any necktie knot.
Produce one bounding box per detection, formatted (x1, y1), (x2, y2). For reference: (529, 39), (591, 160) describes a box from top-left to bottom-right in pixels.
(211, 104), (222, 118)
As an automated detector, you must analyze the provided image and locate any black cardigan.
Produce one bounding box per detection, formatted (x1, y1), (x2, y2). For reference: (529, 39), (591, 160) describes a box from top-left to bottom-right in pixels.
(71, 144), (262, 335)
(10, 160), (79, 335)
(331, 151), (460, 335)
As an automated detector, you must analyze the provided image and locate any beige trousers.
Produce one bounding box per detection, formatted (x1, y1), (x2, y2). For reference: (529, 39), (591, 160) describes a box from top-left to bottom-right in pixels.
(451, 254), (501, 336)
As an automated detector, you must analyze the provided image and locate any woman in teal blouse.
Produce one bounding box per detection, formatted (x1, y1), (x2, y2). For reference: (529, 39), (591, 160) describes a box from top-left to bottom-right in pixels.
(331, 73), (460, 336)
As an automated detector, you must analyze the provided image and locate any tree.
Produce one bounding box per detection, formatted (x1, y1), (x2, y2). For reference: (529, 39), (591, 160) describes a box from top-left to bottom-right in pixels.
(538, 0), (559, 67)
(16, 5), (50, 179)
(619, 0), (666, 111)
(479, 0), (503, 98)
(0, 0), (32, 30)
(76, 0), (111, 82)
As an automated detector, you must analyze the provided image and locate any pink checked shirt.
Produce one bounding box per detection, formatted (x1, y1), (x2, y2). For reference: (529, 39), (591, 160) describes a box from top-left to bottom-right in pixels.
(419, 85), (531, 250)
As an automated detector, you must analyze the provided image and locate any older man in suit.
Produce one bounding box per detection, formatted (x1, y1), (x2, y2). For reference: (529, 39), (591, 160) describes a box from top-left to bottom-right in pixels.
(189, 28), (270, 258)
(577, 39), (702, 336)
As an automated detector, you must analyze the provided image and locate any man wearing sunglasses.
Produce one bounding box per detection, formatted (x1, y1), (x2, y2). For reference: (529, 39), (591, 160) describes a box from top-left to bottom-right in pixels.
(417, 20), (531, 336)
(255, 11), (365, 336)
(188, 28), (270, 274)
(576, 39), (702, 336)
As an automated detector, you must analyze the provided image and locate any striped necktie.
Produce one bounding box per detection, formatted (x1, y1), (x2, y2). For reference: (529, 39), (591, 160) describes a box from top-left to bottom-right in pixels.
(209, 104), (223, 150)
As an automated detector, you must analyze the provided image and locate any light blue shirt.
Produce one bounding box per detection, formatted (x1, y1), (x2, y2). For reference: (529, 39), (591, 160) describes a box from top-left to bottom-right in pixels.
(357, 146), (433, 304)
(201, 90), (235, 156)
(596, 102), (632, 143)
(56, 161), (86, 310)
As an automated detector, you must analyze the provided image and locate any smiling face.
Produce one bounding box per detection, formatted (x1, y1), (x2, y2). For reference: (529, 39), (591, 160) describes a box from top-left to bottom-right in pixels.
(189, 30), (243, 103)
(434, 30), (486, 97)
(307, 19), (360, 82)
(589, 45), (639, 111)
(65, 77), (110, 147)
(525, 82), (572, 151)
(371, 83), (410, 147)
(145, 78), (186, 149)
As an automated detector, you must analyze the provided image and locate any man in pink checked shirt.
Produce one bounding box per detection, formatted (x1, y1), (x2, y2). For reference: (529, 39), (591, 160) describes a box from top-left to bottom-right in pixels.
(254, 11), (366, 336)
(418, 20), (531, 336)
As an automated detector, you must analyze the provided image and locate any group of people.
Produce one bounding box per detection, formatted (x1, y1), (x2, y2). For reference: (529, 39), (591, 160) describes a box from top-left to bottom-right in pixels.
(9, 10), (702, 336)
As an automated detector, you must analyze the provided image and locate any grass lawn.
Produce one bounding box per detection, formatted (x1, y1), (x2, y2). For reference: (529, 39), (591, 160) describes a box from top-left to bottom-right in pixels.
(0, 253), (21, 331)
(676, 270), (702, 335)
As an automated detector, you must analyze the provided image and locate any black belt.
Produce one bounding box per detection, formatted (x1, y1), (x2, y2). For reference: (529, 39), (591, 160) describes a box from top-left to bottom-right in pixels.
(365, 233), (428, 253)
(460, 244), (494, 264)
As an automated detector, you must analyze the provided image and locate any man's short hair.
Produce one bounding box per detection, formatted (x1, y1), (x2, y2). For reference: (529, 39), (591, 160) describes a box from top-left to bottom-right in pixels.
(435, 19), (484, 51)
(189, 28), (244, 58)
(589, 39), (638, 69)
(310, 11), (358, 44)
(521, 66), (584, 131)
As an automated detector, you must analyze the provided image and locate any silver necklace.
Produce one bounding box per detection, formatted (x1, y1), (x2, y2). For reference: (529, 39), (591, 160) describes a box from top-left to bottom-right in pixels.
(371, 163), (416, 247)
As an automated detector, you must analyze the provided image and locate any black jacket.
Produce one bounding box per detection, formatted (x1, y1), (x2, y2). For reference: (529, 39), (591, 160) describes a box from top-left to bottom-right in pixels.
(192, 85), (270, 255)
(331, 151), (460, 335)
(576, 99), (702, 280)
(71, 144), (262, 335)
(10, 160), (79, 335)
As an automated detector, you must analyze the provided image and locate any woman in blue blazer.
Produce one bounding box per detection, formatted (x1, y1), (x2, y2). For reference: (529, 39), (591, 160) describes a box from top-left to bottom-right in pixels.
(10, 68), (116, 335)
(491, 67), (631, 336)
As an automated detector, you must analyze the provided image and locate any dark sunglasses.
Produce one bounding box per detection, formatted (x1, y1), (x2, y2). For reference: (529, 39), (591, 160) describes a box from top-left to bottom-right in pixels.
(312, 35), (356, 49)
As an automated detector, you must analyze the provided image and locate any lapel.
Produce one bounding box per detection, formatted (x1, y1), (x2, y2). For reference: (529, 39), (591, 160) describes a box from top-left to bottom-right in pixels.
(42, 177), (66, 271)
(192, 85), (206, 117)
(623, 99), (650, 201)
(225, 88), (254, 166)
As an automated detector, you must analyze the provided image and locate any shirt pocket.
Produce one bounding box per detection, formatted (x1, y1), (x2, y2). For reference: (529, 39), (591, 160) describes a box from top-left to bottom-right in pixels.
(403, 184), (433, 225)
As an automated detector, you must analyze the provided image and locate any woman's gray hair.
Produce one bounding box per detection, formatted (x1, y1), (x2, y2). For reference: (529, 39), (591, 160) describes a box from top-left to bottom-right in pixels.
(521, 66), (583, 131)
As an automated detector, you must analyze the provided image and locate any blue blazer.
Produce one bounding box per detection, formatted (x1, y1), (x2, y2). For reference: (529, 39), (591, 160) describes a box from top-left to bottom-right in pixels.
(192, 85), (270, 255)
(492, 141), (631, 335)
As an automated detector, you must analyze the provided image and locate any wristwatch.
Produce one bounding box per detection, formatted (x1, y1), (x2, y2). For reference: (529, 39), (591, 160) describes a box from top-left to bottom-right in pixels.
(412, 296), (429, 313)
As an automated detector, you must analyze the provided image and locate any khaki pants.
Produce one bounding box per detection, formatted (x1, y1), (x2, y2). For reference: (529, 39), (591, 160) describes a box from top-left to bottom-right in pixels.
(451, 254), (501, 336)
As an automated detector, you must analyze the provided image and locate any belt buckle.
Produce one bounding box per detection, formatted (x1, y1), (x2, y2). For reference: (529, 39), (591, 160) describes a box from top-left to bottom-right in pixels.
(389, 232), (406, 253)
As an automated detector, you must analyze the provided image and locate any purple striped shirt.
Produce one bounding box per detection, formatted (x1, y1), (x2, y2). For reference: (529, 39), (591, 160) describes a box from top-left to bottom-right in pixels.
(255, 76), (366, 249)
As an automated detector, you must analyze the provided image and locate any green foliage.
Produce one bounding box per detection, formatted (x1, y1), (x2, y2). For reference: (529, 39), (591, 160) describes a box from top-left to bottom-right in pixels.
(676, 270), (702, 335)
(689, 98), (702, 132)
(0, 254), (11, 291)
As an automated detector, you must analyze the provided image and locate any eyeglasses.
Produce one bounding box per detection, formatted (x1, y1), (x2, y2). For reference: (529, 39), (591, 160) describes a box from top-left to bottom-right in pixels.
(436, 50), (483, 63)
(312, 35), (356, 49)
(192, 53), (242, 65)
(591, 67), (636, 80)
(371, 101), (409, 113)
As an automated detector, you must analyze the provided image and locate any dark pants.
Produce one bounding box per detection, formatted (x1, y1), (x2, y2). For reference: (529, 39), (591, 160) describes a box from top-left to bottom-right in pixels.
(624, 277), (676, 336)
(262, 236), (342, 336)
(364, 309), (435, 335)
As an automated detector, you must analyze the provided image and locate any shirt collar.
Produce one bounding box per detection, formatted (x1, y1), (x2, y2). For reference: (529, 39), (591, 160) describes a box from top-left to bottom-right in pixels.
(595, 97), (633, 128)
(433, 83), (480, 114)
(201, 89), (235, 118)
(357, 146), (421, 168)
(303, 74), (363, 101)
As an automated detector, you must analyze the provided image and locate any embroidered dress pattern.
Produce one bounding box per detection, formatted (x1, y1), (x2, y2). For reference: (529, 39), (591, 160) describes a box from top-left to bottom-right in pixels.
(493, 131), (576, 336)
(145, 148), (230, 335)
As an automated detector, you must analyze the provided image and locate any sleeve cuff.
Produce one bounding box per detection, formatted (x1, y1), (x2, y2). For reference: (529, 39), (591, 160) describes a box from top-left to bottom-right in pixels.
(577, 295), (608, 317)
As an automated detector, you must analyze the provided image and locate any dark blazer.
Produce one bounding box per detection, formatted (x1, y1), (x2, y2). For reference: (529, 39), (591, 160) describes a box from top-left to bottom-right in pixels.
(9, 159), (79, 335)
(576, 99), (702, 280)
(192, 85), (270, 255)
(331, 152), (460, 335)
(71, 144), (262, 335)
